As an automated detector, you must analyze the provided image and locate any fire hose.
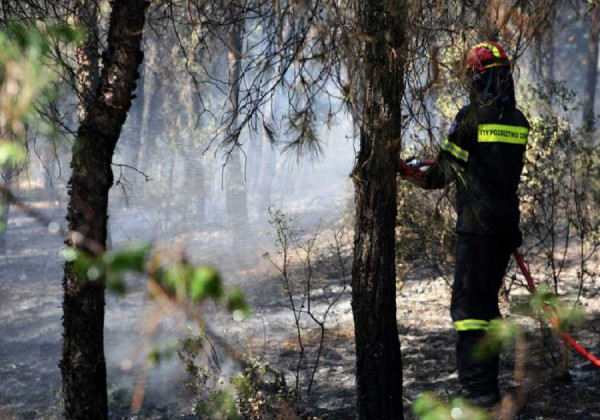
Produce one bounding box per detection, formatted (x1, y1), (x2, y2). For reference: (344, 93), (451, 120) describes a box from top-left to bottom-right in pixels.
(513, 251), (600, 368)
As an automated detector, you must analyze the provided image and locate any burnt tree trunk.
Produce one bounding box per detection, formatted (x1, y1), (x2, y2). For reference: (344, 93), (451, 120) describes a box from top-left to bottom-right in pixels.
(61, 1), (148, 419)
(584, 5), (599, 132)
(351, 0), (406, 419)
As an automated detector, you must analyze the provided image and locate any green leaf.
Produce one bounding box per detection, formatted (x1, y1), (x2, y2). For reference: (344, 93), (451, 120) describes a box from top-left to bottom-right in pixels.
(489, 319), (518, 343)
(449, 398), (488, 420)
(61, 247), (79, 262)
(230, 375), (252, 399)
(200, 390), (240, 420)
(412, 392), (453, 420)
(226, 287), (251, 318)
(104, 243), (150, 273)
(413, 392), (440, 416)
(73, 253), (96, 280)
(46, 24), (85, 44)
(0, 143), (26, 166)
(473, 319), (518, 361)
(413, 393), (489, 420)
(106, 272), (126, 296)
(510, 299), (534, 317)
(189, 266), (222, 301)
(147, 348), (161, 367)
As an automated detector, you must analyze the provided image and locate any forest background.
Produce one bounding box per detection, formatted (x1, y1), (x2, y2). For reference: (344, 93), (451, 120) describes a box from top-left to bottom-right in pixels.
(0, 0), (599, 419)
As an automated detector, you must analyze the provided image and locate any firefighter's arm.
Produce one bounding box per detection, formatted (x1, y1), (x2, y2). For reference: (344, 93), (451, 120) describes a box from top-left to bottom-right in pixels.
(422, 152), (455, 190)
(400, 107), (472, 189)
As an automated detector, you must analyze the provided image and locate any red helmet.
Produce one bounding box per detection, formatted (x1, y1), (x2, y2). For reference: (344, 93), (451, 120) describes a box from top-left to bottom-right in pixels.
(466, 41), (510, 73)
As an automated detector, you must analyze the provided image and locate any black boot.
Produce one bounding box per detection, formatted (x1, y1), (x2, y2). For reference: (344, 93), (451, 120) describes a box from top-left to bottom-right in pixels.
(456, 330), (500, 408)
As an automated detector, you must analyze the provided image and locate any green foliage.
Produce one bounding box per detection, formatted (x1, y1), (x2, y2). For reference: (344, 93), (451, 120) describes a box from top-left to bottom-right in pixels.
(103, 243), (150, 273)
(226, 287), (251, 318)
(518, 82), (600, 294)
(267, 207), (299, 252)
(65, 242), (251, 317)
(472, 288), (585, 376)
(230, 356), (299, 420)
(198, 390), (239, 420)
(413, 392), (488, 420)
(0, 142), (26, 166)
(178, 327), (299, 419)
(509, 81), (598, 365)
(178, 327), (240, 419)
(526, 285), (584, 331)
(476, 285), (584, 358)
(154, 263), (250, 315)
(0, 20), (83, 55)
(0, 21), (83, 171)
(177, 327), (219, 408)
(473, 319), (518, 361)
(63, 243), (151, 296)
(147, 338), (177, 368)
(190, 267), (224, 301)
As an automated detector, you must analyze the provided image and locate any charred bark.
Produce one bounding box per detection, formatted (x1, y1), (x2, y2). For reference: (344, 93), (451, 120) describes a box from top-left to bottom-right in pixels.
(351, 0), (406, 419)
(61, 1), (148, 419)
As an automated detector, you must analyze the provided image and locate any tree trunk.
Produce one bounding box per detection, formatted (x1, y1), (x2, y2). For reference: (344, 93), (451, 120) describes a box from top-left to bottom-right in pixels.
(584, 5), (599, 132)
(534, 4), (556, 96)
(351, 0), (406, 419)
(75, 0), (100, 122)
(137, 37), (162, 196)
(227, 12), (243, 114)
(127, 63), (145, 171)
(61, 1), (148, 419)
(225, 12), (249, 248)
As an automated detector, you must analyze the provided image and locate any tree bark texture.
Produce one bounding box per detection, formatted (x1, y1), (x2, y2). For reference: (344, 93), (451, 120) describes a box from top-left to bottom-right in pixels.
(75, 0), (100, 122)
(584, 5), (599, 132)
(351, 0), (406, 419)
(534, 3), (556, 95)
(61, 1), (148, 419)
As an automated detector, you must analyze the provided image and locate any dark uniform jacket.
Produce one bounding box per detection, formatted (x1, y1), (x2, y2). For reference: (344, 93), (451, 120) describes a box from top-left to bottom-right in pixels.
(424, 104), (529, 241)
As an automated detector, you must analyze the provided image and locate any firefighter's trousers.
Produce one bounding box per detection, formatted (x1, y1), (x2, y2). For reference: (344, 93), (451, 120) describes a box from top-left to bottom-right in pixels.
(450, 234), (514, 396)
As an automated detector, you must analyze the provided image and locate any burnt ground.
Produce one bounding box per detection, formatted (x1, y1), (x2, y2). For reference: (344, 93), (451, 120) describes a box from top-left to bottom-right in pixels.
(249, 260), (600, 420)
(1, 193), (599, 419)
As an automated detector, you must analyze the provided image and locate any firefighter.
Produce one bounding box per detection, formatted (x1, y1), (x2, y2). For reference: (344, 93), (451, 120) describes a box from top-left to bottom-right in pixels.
(399, 41), (529, 407)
